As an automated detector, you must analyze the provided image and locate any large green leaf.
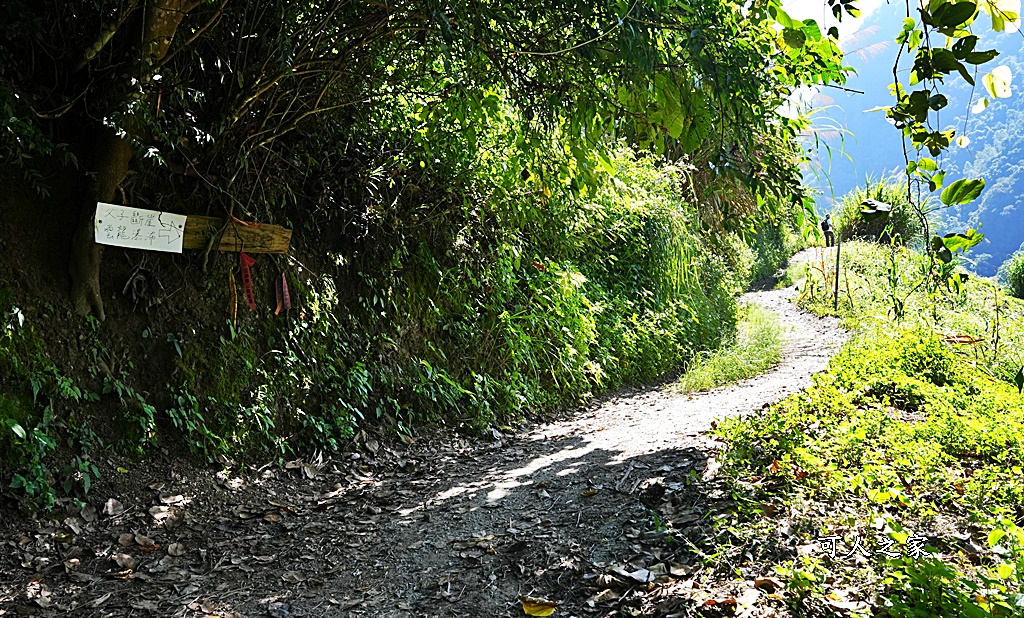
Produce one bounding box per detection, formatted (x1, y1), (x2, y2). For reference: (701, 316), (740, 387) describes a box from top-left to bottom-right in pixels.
(783, 28), (807, 49)
(768, 4), (802, 29)
(931, 236), (954, 263)
(928, 2), (977, 28)
(983, 65), (1013, 98)
(941, 230), (984, 253)
(7, 421), (26, 440)
(940, 178), (985, 205)
(860, 199), (893, 221)
(966, 49), (999, 64)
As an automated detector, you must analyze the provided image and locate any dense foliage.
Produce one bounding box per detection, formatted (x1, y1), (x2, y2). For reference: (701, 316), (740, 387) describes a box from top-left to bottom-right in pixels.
(707, 240), (1024, 616)
(832, 177), (925, 245)
(0, 0), (853, 510)
(1000, 247), (1024, 299)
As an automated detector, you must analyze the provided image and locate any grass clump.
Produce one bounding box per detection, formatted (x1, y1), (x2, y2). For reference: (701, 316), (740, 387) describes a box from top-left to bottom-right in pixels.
(675, 302), (783, 393)
(832, 176), (925, 245)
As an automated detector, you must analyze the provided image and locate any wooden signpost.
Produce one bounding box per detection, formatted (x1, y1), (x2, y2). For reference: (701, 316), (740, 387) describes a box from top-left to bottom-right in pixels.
(182, 216), (292, 254)
(94, 203), (293, 317)
(95, 204), (292, 254)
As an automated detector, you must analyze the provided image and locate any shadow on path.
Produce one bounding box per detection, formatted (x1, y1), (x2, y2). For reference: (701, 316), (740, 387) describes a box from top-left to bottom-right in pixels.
(0, 266), (847, 618)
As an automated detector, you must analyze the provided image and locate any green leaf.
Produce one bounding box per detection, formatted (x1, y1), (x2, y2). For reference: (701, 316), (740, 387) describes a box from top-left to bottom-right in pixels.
(860, 199), (893, 221)
(918, 157), (938, 171)
(931, 236), (954, 263)
(769, 5), (801, 29)
(926, 2), (977, 28)
(952, 34), (979, 60)
(940, 178), (985, 205)
(10, 474), (25, 489)
(983, 66), (1013, 99)
(783, 28), (807, 49)
(965, 49), (999, 64)
(9, 422), (26, 440)
(942, 230), (984, 253)
(800, 19), (822, 41)
(931, 49), (966, 75)
(1015, 366), (1024, 394)
(996, 562), (1015, 579)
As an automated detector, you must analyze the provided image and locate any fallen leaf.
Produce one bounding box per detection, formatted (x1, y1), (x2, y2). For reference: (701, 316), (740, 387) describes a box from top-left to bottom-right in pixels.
(611, 566), (654, 584)
(111, 552), (138, 570)
(588, 589), (620, 605)
(754, 576), (783, 592)
(135, 533), (154, 546)
(118, 533), (134, 547)
(81, 504), (98, 523)
(92, 592), (113, 607)
(103, 498), (125, 517)
(703, 597), (737, 607)
(520, 596), (557, 616)
(268, 601), (291, 618)
(579, 489), (599, 498)
(282, 570), (307, 583)
(167, 543), (186, 557)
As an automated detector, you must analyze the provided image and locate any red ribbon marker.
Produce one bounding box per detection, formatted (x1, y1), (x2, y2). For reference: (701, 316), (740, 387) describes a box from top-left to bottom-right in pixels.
(275, 271), (291, 315)
(239, 252), (257, 309)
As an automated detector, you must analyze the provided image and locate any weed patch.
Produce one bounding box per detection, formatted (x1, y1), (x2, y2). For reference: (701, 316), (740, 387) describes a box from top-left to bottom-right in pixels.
(675, 303), (783, 393)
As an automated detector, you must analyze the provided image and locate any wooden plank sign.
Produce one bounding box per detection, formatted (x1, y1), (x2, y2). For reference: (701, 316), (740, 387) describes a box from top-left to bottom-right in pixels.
(94, 203), (187, 253)
(183, 216), (292, 254)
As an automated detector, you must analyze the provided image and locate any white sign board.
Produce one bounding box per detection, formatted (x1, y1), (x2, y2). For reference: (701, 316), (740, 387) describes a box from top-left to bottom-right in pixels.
(94, 203), (187, 253)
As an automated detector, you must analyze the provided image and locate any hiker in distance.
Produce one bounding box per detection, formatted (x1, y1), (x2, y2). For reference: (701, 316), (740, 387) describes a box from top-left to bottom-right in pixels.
(821, 214), (835, 247)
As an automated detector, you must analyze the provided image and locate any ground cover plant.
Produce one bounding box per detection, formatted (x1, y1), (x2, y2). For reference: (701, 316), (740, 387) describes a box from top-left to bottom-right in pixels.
(680, 239), (1024, 616)
(1000, 249), (1024, 299)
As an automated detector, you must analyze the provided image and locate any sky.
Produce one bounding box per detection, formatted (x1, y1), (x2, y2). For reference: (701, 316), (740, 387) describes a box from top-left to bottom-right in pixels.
(783, 0), (889, 39)
(775, 0), (1024, 274)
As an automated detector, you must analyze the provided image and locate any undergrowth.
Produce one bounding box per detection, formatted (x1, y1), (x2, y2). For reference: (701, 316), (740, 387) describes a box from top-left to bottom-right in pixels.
(0, 144), (797, 512)
(703, 241), (1024, 616)
(675, 303), (783, 394)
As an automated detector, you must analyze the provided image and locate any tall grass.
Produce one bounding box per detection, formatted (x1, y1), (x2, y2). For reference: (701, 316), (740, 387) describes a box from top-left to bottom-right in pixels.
(831, 175), (925, 245)
(675, 302), (783, 393)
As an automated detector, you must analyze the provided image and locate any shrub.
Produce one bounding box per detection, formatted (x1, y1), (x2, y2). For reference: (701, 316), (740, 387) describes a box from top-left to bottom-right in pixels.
(831, 176), (925, 245)
(998, 248), (1024, 299)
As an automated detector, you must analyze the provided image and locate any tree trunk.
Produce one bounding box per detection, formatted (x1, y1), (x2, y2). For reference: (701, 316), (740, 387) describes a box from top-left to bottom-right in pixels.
(70, 130), (133, 319)
(68, 0), (195, 319)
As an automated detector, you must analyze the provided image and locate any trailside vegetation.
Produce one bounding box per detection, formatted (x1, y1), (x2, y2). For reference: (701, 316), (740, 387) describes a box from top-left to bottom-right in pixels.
(1000, 248), (1024, 299)
(675, 302), (783, 394)
(0, 0), (851, 509)
(831, 176), (925, 245)
(705, 240), (1024, 616)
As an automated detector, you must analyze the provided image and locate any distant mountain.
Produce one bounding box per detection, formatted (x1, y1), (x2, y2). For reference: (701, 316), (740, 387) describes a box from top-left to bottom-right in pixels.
(802, 5), (1024, 275)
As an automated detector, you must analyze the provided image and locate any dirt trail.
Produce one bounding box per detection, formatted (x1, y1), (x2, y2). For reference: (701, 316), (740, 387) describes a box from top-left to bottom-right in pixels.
(0, 251), (846, 618)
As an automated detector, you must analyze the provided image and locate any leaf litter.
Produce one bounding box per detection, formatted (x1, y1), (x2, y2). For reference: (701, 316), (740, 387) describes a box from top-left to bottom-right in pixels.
(0, 284), (846, 617)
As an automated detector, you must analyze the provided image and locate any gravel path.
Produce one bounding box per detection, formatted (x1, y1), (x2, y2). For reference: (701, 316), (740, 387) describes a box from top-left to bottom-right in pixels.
(0, 251), (848, 618)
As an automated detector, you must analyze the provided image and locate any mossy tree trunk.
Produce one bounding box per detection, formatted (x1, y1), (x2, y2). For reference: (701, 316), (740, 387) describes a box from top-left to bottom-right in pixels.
(69, 0), (196, 320)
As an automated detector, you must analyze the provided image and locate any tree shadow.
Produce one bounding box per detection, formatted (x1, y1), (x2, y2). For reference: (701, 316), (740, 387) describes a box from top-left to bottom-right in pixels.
(0, 403), (737, 617)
